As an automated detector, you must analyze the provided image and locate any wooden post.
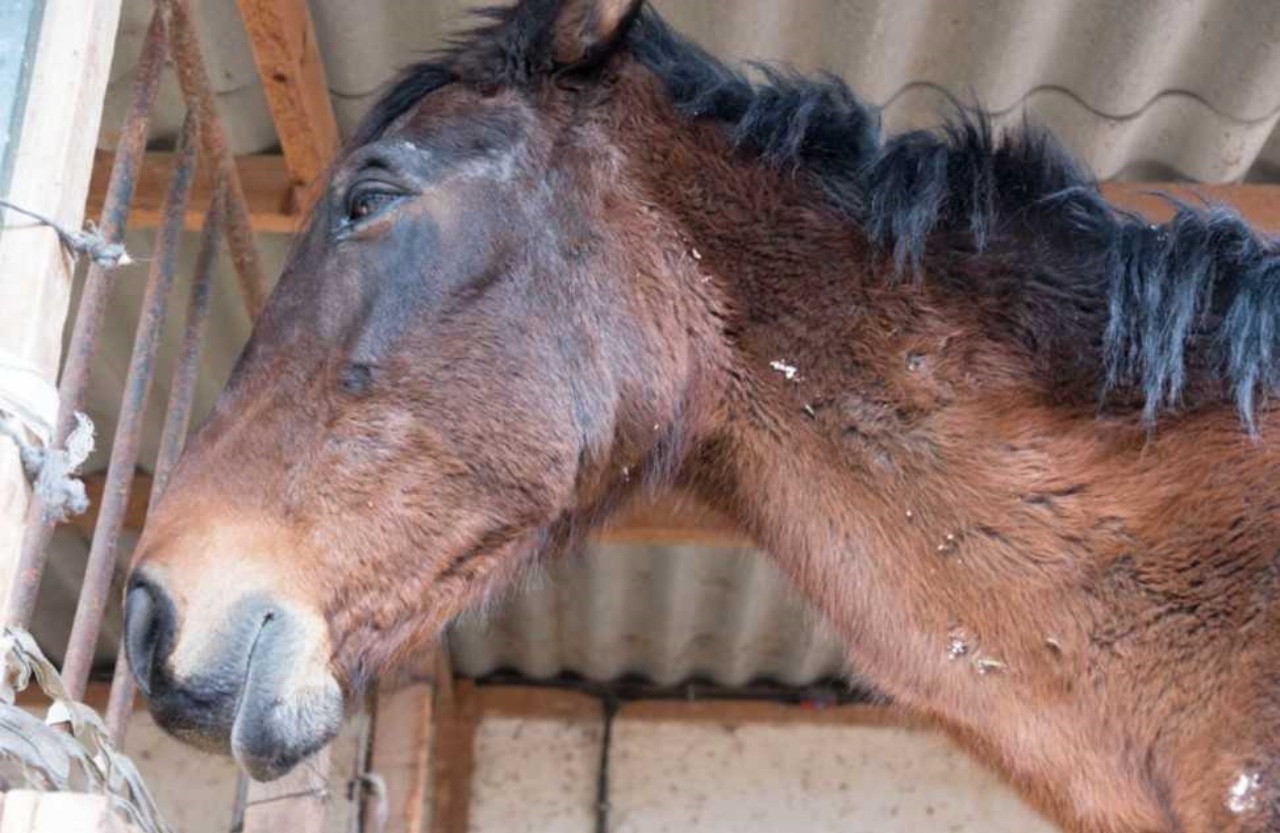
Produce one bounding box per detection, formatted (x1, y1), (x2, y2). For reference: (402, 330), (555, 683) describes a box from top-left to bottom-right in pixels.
(430, 676), (479, 833)
(234, 0), (340, 212)
(0, 0), (123, 614)
(365, 647), (448, 833)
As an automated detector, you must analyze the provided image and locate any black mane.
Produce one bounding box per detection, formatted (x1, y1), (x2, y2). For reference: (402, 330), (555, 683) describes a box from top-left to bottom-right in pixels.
(356, 3), (1279, 430)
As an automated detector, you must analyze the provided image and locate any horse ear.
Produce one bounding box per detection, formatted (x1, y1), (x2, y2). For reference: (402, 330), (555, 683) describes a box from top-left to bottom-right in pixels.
(551, 0), (645, 67)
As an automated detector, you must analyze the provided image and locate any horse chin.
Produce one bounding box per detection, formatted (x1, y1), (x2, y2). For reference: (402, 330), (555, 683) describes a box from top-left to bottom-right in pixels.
(229, 676), (344, 781)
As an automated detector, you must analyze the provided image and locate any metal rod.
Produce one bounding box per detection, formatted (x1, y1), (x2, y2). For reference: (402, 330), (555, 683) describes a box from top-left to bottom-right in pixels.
(231, 770), (250, 833)
(149, 188), (224, 499)
(105, 188), (226, 746)
(60, 114), (200, 702)
(165, 0), (269, 319)
(4, 8), (169, 628)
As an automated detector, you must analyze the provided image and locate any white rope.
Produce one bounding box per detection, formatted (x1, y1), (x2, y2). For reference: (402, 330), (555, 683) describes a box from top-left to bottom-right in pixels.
(0, 349), (94, 521)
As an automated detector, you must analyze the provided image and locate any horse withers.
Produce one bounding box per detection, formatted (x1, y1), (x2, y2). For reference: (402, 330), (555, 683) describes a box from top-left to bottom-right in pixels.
(124, 1), (1280, 830)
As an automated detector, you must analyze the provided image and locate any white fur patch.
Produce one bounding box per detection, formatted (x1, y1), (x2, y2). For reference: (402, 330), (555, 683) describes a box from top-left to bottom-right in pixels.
(1228, 771), (1262, 815)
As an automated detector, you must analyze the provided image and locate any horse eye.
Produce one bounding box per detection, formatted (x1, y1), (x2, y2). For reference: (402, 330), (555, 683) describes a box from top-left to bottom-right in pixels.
(345, 189), (399, 223)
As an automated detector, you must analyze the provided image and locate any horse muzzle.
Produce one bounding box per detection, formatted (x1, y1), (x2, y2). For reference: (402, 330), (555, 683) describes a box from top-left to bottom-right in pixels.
(123, 570), (343, 781)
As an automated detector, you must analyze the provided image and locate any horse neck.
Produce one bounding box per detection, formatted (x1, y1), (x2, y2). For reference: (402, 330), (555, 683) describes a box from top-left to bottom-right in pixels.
(630, 103), (1156, 692)
(610, 68), (1280, 831)
(657, 158), (1045, 666)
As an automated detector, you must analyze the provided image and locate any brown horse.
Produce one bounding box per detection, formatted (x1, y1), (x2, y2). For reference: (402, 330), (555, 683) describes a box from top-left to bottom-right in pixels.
(124, 1), (1279, 829)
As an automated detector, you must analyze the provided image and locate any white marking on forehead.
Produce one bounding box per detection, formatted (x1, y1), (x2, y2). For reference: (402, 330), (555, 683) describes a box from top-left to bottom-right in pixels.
(451, 150), (518, 183)
(1228, 771), (1262, 815)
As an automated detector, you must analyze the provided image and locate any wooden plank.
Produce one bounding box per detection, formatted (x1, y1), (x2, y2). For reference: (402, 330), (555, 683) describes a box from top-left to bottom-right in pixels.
(242, 748), (331, 833)
(15, 680), (113, 713)
(1102, 182), (1280, 234)
(429, 679), (479, 833)
(71, 471), (151, 543)
(366, 644), (447, 833)
(0, 0), (123, 620)
(88, 150), (1280, 235)
(617, 698), (924, 729)
(369, 682), (436, 833)
(471, 685), (604, 723)
(598, 496), (746, 547)
(86, 150), (299, 234)
(234, 0), (339, 212)
(468, 683), (917, 729)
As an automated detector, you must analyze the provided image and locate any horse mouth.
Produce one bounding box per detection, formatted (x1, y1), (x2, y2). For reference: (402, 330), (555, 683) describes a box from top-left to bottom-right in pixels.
(226, 606), (344, 781)
(132, 591), (344, 782)
(228, 611), (274, 765)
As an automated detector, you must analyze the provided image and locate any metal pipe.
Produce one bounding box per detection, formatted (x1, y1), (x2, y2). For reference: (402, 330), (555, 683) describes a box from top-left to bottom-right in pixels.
(4, 8), (169, 628)
(230, 771), (250, 833)
(164, 0), (269, 319)
(105, 188), (225, 746)
(60, 114), (200, 702)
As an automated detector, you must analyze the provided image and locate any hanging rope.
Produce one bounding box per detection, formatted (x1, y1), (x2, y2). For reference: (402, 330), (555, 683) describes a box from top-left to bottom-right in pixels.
(0, 195), (119, 520)
(0, 197), (132, 268)
(0, 349), (95, 522)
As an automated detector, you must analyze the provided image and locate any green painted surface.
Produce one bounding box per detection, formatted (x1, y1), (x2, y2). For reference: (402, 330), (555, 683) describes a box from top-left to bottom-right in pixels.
(0, 0), (45, 196)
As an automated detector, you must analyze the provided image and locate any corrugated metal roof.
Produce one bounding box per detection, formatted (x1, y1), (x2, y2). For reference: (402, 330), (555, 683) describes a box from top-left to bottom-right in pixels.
(101, 0), (1280, 181)
(450, 542), (848, 686)
(47, 0), (1280, 687)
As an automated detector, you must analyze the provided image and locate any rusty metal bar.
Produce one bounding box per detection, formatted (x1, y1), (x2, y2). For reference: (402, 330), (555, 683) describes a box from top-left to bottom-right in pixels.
(60, 114), (200, 702)
(146, 189), (224, 500)
(105, 188), (226, 746)
(4, 9), (169, 628)
(165, 0), (269, 318)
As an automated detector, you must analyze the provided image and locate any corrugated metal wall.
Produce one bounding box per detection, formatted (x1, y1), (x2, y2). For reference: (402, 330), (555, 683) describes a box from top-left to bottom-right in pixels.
(54, 0), (1280, 686)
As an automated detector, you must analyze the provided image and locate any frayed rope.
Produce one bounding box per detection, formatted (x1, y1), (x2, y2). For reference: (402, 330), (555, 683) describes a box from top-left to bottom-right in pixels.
(0, 413), (95, 522)
(0, 197), (131, 268)
(0, 350), (95, 522)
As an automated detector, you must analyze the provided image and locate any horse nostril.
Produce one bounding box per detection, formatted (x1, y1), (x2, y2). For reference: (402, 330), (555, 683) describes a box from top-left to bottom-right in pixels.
(124, 577), (169, 698)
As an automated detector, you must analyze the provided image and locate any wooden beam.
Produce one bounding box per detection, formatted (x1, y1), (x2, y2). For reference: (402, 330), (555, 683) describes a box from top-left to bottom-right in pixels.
(467, 684), (603, 723)
(0, 0), (124, 615)
(16, 680), (115, 714)
(465, 683), (917, 729)
(365, 645), (448, 833)
(86, 150), (300, 234)
(71, 471), (151, 543)
(369, 683), (436, 833)
(429, 679), (479, 833)
(1102, 182), (1280, 232)
(234, 0), (339, 212)
(89, 150), (1280, 235)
